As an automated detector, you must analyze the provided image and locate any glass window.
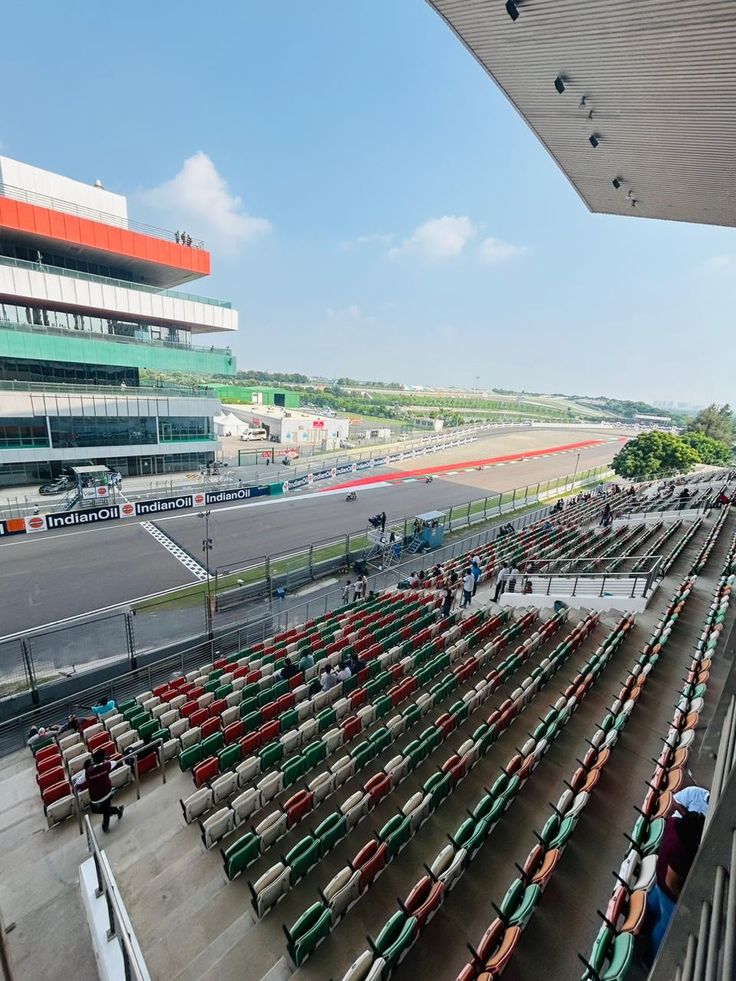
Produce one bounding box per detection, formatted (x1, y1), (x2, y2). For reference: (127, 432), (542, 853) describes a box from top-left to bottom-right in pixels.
(158, 416), (214, 442)
(0, 357), (138, 387)
(0, 417), (49, 448)
(49, 416), (158, 448)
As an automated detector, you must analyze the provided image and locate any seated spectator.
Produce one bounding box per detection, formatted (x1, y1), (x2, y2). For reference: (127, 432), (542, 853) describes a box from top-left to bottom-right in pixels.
(298, 650), (315, 672)
(336, 662), (352, 682)
(279, 660), (299, 681)
(645, 811), (705, 963)
(671, 785), (709, 817)
(320, 666), (339, 692)
(409, 572), (420, 588)
(27, 724), (60, 748)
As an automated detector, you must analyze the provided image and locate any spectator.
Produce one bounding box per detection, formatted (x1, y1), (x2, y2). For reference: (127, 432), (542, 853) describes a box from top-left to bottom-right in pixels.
(462, 568), (474, 608)
(341, 579), (352, 604)
(27, 724), (60, 748)
(279, 660), (299, 681)
(81, 750), (125, 833)
(336, 662), (352, 682)
(353, 578), (363, 602)
(360, 573), (368, 600)
(671, 785), (710, 817)
(348, 653), (366, 675)
(175, 230), (181, 244)
(507, 565), (520, 593)
(320, 666), (339, 692)
(522, 577), (533, 595)
(186, 234), (192, 247)
(409, 572), (420, 588)
(645, 811), (705, 962)
(493, 564), (509, 603)
(298, 650), (315, 672)
(441, 585), (454, 618)
(471, 558), (482, 596)
(380, 512), (387, 533)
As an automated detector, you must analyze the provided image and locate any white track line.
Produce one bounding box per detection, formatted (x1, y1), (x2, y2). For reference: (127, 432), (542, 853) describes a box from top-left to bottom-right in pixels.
(139, 521), (209, 581)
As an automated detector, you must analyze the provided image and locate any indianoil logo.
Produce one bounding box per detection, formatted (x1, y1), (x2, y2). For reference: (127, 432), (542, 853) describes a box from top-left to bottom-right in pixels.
(121, 503), (135, 517)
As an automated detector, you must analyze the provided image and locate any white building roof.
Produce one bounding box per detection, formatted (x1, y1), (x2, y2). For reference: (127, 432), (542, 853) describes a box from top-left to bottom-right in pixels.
(428, 0), (736, 227)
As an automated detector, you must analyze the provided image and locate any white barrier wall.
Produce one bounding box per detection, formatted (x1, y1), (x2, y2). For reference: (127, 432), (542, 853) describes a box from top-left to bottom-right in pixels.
(501, 581), (659, 614)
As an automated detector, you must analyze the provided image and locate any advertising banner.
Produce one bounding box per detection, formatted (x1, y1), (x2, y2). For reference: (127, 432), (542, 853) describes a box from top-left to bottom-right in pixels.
(0, 518), (27, 536)
(336, 464), (353, 475)
(286, 475), (309, 490)
(24, 514), (48, 533)
(81, 487), (96, 501)
(205, 486), (270, 504)
(387, 454), (401, 463)
(373, 456), (386, 466)
(46, 505), (121, 530)
(312, 470), (332, 482)
(356, 460), (371, 471)
(134, 495), (194, 516)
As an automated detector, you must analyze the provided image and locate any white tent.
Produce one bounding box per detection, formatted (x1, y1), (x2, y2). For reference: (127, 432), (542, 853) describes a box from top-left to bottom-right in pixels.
(213, 411), (247, 437)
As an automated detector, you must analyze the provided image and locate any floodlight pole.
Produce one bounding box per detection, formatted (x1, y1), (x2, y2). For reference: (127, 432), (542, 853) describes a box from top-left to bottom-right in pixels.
(572, 452), (581, 491)
(199, 510), (214, 638)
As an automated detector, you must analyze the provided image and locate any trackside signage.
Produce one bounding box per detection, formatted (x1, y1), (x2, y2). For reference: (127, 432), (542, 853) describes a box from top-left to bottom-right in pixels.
(204, 486), (270, 504)
(46, 505), (121, 529)
(134, 495), (194, 516)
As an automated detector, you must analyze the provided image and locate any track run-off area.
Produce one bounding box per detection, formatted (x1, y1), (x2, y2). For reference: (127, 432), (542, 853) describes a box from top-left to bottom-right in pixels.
(0, 427), (628, 636)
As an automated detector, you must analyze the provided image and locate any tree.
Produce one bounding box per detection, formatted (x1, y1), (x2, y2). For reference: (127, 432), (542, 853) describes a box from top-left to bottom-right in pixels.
(686, 403), (735, 444)
(612, 431), (699, 480)
(680, 431), (732, 466)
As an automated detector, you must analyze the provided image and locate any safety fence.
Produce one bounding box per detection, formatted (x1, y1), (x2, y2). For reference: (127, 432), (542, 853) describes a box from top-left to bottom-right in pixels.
(0, 463), (613, 725)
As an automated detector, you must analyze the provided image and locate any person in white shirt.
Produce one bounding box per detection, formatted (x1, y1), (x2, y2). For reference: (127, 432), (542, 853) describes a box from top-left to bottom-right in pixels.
(320, 667), (339, 692)
(462, 569), (475, 608)
(493, 565), (509, 603)
(672, 785), (710, 817)
(507, 566), (520, 593)
(336, 663), (352, 682)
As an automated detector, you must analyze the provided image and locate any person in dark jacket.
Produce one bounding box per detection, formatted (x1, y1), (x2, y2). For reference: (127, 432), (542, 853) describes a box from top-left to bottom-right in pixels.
(83, 749), (124, 832)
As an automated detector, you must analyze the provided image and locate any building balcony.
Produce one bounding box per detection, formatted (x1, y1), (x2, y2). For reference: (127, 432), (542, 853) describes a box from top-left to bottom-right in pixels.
(0, 257), (237, 333)
(0, 378), (220, 399)
(0, 184), (209, 287)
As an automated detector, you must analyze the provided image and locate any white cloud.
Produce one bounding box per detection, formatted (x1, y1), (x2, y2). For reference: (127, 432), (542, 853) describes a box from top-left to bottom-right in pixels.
(139, 152), (271, 253)
(389, 215), (477, 260)
(326, 304), (363, 319)
(477, 236), (528, 263)
(338, 232), (395, 253)
(707, 254), (736, 271)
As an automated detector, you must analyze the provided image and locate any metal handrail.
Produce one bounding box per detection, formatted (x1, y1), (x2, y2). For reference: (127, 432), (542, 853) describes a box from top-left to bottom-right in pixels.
(83, 814), (150, 980)
(0, 180), (204, 249)
(0, 378), (218, 399)
(0, 317), (233, 355)
(0, 254), (229, 306)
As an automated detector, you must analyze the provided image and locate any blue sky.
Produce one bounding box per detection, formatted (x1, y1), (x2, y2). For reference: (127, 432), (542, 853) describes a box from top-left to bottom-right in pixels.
(3, 1), (734, 403)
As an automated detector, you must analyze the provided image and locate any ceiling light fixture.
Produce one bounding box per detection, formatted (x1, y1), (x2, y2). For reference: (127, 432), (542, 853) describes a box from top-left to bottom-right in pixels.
(589, 134), (600, 148)
(554, 76), (566, 94)
(505, 0), (520, 21)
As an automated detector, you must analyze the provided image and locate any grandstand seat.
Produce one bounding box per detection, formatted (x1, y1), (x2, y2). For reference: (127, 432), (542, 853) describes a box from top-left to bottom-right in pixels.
(223, 832), (261, 879)
(46, 794), (75, 828)
(212, 771), (238, 804)
(201, 807), (235, 848)
(403, 875), (444, 928)
(286, 836), (320, 883)
(315, 813), (347, 854)
(236, 756), (261, 787)
(250, 862), (291, 917)
(340, 951), (386, 981)
(308, 771), (335, 806)
(193, 757), (219, 787)
(181, 788), (213, 823)
(285, 902), (332, 967)
(430, 845), (466, 891)
(256, 810), (288, 850)
(372, 911), (418, 973)
(364, 772), (391, 806)
(284, 790), (313, 827)
(353, 839), (388, 890)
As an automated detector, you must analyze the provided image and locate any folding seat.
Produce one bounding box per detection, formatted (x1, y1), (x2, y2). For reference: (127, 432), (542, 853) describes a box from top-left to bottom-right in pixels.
(315, 812), (348, 854)
(236, 756), (261, 787)
(385, 754), (409, 788)
(499, 876), (542, 929)
(322, 866), (361, 921)
(363, 772), (391, 806)
(341, 715), (362, 742)
(403, 875), (444, 928)
(304, 740), (329, 770)
(402, 792), (432, 833)
(379, 814), (411, 858)
(110, 763), (132, 788)
(255, 809), (288, 849)
(220, 706), (240, 727)
(286, 835), (321, 884)
(305, 771), (333, 808)
(339, 951), (386, 981)
(200, 719), (222, 742)
(285, 902), (333, 967)
(369, 727), (392, 755)
(193, 756), (219, 788)
(372, 911), (418, 974)
(68, 752), (91, 776)
(324, 752), (351, 789)
(423, 771), (451, 809)
(260, 741), (284, 772)
(46, 794), (76, 828)
(321, 728), (344, 755)
(38, 766), (66, 793)
(353, 838), (388, 891)
(350, 741), (375, 772)
(212, 770), (238, 804)
(283, 788), (313, 827)
(86, 730), (110, 752)
(341, 790), (369, 831)
(430, 845), (467, 891)
(250, 861), (291, 918)
(282, 755), (306, 788)
(42, 780), (72, 809)
(298, 718), (318, 744)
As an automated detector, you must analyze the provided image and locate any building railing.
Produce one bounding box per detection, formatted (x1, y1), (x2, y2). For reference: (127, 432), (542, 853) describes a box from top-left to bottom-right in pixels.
(649, 692), (736, 981)
(0, 180), (204, 249)
(83, 815), (150, 981)
(0, 378), (219, 399)
(0, 254), (230, 306)
(0, 318), (233, 356)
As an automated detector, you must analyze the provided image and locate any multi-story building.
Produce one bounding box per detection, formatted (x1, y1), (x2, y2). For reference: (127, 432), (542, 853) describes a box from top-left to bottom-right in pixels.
(0, 156), (237, 487)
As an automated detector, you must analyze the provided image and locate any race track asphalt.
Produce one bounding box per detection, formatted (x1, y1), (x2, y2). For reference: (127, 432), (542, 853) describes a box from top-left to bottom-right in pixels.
(0, 434), (621, 638)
